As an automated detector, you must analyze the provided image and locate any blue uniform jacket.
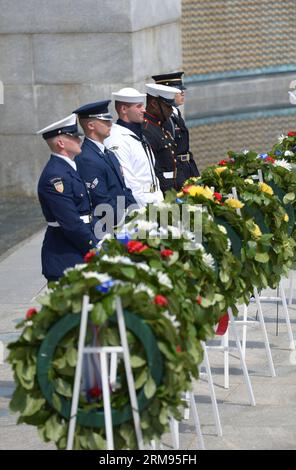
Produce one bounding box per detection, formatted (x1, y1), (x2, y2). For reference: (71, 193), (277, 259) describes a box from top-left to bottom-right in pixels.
(76, 138), (137, 228)
(38, 154), (98, 281)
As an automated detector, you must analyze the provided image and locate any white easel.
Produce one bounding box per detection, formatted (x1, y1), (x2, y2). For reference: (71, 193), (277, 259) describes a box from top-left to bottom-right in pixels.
(66, 295), (143, 450)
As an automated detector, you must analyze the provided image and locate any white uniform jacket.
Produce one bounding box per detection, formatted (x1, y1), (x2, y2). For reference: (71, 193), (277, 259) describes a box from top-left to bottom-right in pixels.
(105, 123), (163, 208)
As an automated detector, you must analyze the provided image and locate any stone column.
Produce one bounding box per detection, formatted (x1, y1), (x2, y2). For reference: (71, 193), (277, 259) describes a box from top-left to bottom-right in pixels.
(0, 0), (181, 195)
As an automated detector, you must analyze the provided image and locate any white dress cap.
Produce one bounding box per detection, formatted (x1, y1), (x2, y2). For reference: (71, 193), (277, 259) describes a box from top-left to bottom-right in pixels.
(112, 87), (146, 104)
(145, 83), (181, 101)
(37, 113), (77, 135)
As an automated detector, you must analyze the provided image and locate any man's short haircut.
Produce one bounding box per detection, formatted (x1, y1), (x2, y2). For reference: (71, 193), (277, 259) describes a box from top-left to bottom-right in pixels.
(115, 100), (134, 114)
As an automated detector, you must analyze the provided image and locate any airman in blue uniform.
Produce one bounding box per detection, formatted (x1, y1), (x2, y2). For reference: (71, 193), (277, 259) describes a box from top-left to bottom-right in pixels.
(73, 101), (137, 238)
(37, 114), (98, 282)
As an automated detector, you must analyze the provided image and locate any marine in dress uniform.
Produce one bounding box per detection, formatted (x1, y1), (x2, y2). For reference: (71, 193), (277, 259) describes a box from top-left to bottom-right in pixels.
(152, 71), (200, 189)
(73, 101), (137, 237)
(104, 87), (163, 208)
(142, 83), (181, 194)
(37, 114), (98, 282)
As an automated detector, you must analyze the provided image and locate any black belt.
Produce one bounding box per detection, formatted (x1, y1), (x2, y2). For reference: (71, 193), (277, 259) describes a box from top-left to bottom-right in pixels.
(175, 153), (190, 162)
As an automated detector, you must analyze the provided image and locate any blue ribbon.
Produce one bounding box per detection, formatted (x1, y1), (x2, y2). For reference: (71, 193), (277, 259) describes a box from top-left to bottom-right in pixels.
(95, 279), (115, 293)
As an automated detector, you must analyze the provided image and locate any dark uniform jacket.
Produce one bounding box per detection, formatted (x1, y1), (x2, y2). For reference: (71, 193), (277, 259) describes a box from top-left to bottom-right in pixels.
(142, 112), (178, 194)
(164, 108), (200, 189)
(76, 138), (137, 231)
(38, 154), (98, 281)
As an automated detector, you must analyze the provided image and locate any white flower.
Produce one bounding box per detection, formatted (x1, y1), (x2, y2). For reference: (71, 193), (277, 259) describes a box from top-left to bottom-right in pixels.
(162, 310), (180, 330)
(101, 255), (134, 265)
(227, 239), (232, 251)
(244, 178), (254, 185)
(278, 134), (286, 144)
(273, 159), (292, 171)
(202, 253), (216, 270)
(243, 149), (249, 154)
(137, 220), (158, 231)
(134, 283), (155, 297)
(82, 272), (112, 282)
(25, 321), (33, 327)
(218, 225), (227, 235)
(168, 226), (181, 238)
(284, 150), (294, 157)
(64, 263), (88, 275)
(135, 262), (151, 273)
(157, 272), (173, 289)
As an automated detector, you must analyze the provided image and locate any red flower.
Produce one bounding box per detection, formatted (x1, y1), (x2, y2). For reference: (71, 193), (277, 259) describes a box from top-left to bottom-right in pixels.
(287, 132), (296, 137)
(25, 308), (38, 319)
(153, 295), (168, 307)
(127, 240), (149, 253)
(214, 192), (222, 201)
(176, 345), (182, 353)
(218, 159), (228, 166)
(160, 249), (174, 258)
(265, 156), (275, 163)
(182, 185), (194, 194)
(196, 295), (202, 305)
(84, 250), (97, 263)
(89, 386), (102, 398)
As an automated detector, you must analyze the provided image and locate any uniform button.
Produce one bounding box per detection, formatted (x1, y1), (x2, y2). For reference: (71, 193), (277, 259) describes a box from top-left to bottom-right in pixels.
(172, 151), (175, 155)
(165, 145), (168, 148)
(89, 240), (93, 245)
(81, 193), (84, 197)
(169, 143), (171, 147)
(165, 135), (168, 139)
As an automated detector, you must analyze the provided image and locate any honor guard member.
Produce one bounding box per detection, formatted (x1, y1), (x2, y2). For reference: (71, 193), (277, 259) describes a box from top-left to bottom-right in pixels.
(73, 100), (137, 234)
(152, 71), (200, 189)
(37, 114), (99, 282)
(142, 83), (181, 194)
(104, 87), (163, 208)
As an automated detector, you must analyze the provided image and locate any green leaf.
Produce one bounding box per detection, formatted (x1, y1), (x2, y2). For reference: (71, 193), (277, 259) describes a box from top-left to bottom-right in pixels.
(159, 406), (168, 425)
(44, 415), (65, 442)
(52, 355), (67, 369)
(130, 355), (146, 368)
(52, 393), (62, 413)
(120, 266), (136, 279)
(255, 252), (269, 263)
(144, 374), (156, 399)
(91, 303), (107, 325)
(89, 432), (106, 450)
(65, 347), (77, 367)
(283, 192), (295, 204)
(22, 396), (46, 416)
(54, 378), (73, 398)
(134, 368), (148, 389)
(9, 386), (27, 413)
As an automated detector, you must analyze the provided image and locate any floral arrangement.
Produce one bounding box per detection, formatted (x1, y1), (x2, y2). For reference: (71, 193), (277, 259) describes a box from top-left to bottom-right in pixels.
(7, 129), (296, 450)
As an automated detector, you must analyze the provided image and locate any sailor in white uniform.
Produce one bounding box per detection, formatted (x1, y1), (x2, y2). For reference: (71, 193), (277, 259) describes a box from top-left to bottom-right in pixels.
(104, 87), (163, 208)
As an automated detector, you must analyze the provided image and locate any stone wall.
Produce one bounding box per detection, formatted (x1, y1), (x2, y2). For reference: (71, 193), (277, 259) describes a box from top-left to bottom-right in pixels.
(182, 0), (296, 168)
(0, 0), (181, 195)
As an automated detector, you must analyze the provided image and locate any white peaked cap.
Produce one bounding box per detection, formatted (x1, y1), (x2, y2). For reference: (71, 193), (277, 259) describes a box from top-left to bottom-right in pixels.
(37, 113), (77, 136)
(145, 83), (181, 100)
(112, 87), (146, 103)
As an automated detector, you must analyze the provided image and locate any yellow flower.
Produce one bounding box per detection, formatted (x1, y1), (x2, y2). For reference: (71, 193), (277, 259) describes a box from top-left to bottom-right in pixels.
(215, 166), (227, 175)
(176, 191), (184, 198)
(259, 182), (274, 195)
(225, 198), (245, 209)
(251, 223), (262, 239)
(245, 178), (254, 185)
(284, 213), (289, 222)
(188, 185), (214, 200)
